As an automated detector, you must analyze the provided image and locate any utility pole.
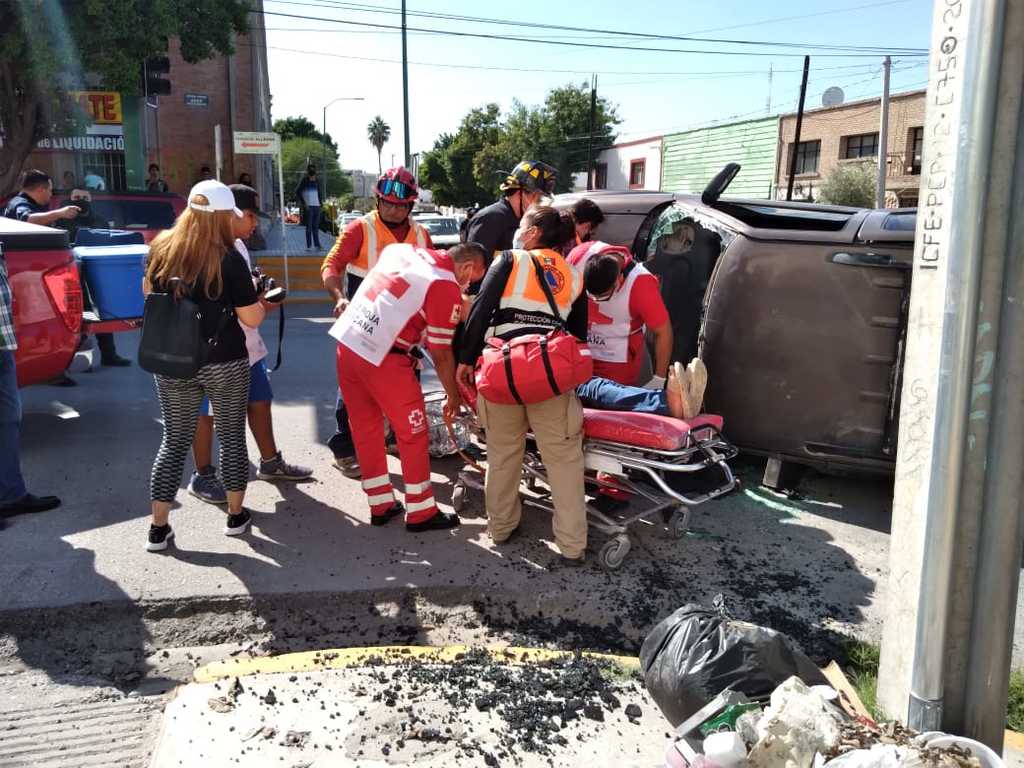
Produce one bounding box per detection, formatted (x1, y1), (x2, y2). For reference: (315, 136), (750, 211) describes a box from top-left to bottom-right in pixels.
(401, 0), (411, 167)
(766, 63), (773, 114)
(785, 56), (810, 201)
(876, 56), (891, 209)
(586, 74), (597, 191)
(878, 0), (1024, 747)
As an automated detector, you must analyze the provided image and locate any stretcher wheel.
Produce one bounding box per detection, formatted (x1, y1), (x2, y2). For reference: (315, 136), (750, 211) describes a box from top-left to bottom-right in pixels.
(669, 509), (692, 540)
(452, 481), (467, 513)
(598, 535), (631, 571)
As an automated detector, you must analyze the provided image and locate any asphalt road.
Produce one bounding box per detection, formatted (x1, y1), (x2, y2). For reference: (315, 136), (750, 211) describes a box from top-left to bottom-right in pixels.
(4, 305), (1023, 764)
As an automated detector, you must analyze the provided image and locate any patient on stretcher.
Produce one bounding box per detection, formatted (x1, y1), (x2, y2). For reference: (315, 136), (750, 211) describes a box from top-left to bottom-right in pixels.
(576, 358), (708, 421)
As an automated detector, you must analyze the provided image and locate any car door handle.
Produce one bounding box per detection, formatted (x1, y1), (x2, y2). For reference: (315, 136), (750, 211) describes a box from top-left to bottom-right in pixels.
(830, 251), (908, 269)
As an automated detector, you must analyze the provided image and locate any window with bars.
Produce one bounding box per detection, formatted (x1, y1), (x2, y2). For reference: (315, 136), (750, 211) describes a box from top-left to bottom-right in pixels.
(910, 127), (924, 174)
(791, 140), (820, 175)
(843, 133), (879, 159)
(629, 159), (646, 188)
(79, 151), (127, 191)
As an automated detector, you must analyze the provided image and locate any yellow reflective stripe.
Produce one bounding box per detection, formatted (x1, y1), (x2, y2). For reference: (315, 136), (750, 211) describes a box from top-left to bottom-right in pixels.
(406, 498), (436, 514)
(405, 480), (432, 494)
(362, 474), (391, 489)
(367, 492), (395, 505)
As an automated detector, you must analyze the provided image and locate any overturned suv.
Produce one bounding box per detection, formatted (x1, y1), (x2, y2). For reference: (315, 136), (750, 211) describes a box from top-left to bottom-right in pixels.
(555, 165), (916, 476)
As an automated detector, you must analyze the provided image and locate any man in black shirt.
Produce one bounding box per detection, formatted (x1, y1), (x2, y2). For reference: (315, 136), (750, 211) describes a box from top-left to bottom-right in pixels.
(3, 170), (80, 226)
(465, 160), (557, 261)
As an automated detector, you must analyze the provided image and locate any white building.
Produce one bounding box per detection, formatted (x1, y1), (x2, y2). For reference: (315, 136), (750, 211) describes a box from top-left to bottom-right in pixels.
(580, 136), (663, 192)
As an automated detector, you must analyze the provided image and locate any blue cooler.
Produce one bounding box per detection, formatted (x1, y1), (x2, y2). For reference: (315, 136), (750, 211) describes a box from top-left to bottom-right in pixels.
(73, 244), (149, 320)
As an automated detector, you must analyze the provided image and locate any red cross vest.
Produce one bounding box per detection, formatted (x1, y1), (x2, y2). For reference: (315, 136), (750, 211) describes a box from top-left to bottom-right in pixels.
(331, 244), (456, 365)
(571, 244), (649, 364)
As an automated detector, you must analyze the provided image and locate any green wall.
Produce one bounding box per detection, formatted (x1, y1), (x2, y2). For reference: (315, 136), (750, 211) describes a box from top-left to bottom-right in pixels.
(121, 96), (145, 190)
(661, 116), (779, 199)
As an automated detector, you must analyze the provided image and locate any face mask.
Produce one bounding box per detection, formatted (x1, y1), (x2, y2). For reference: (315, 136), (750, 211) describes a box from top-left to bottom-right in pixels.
(512, 229), (525, 249)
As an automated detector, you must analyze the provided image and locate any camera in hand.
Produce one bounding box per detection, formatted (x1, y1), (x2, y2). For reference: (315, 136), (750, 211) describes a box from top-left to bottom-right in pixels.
(253, 267), (287, 303)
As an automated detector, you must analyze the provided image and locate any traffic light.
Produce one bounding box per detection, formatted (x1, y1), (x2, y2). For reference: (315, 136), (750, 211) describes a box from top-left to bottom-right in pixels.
(143, 57), (171, 96)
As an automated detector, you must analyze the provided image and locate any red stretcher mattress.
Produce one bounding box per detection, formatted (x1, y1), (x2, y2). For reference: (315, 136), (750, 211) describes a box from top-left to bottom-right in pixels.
(582, 409), (724, 451)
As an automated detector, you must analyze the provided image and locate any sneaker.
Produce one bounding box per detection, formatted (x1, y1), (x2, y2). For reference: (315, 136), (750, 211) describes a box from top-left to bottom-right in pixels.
(553, 554), (585, 568)
(406, 511), (460, 533)
(188, 469), (228, 505)
(371, 502), (405, 527)
(257, 452), (313, 481)
(147, 524), (174, 552)
(224, 508), (252, 536)
(333, 456), (361, 479)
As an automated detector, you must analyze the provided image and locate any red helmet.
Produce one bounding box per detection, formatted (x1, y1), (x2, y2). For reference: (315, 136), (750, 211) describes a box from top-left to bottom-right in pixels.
(375, 167), (418, 204)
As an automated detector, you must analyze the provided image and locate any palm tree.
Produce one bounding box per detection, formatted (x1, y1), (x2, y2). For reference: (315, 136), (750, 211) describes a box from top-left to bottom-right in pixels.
(367, 116), (391, 174)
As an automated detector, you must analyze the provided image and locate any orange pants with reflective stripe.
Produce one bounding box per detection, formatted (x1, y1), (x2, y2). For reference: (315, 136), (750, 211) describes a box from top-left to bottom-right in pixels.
(337, 344), (437, 524)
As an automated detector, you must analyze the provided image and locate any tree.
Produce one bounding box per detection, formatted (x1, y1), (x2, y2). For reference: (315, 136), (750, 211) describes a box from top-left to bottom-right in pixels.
(417, 83), (619, 207)
(367, 116), (391, 174)
(818, 162), (878, 208)
(272, 116), (336, 153)
(281, 137), (352, 201)
(0, 0), (250, 192)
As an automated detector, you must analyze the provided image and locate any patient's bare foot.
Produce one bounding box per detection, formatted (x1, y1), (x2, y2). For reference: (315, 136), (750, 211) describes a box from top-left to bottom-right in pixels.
(666, 362), (686, 419)
(683, 358), (708, 419)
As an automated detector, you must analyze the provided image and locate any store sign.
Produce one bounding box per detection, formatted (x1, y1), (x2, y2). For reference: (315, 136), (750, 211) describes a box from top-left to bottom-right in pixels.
(36, 135), (126, 152)
(184, 93), (209, 107)
(68, 91), (122, 125)
(234, 131), (280, 154)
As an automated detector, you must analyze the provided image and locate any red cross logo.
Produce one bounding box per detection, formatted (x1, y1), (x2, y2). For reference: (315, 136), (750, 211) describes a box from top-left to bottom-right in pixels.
(588, 297), (615, 325)
(365, 270), (411, 302)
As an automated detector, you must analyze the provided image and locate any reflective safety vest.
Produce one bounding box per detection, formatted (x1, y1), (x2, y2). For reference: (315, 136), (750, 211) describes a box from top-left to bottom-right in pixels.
(571, 244), (649, 364)
(348, 210), (429, 279)
(331, 244), (457, 365)
(488, 248), (582, 339)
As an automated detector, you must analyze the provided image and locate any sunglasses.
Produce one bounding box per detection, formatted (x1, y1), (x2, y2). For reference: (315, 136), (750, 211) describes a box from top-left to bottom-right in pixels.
(378, 179), (414, 200)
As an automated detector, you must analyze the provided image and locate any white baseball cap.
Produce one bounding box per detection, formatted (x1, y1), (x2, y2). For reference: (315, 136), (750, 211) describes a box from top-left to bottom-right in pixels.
(188, 179), (243, 218)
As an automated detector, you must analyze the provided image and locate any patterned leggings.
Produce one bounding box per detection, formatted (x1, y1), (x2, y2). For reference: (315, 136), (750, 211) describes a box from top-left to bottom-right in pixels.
(150, 358), (250, 503)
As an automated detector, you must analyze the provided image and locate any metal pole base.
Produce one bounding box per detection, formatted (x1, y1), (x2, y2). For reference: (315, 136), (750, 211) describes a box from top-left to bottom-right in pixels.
(908, 694), (943, 731)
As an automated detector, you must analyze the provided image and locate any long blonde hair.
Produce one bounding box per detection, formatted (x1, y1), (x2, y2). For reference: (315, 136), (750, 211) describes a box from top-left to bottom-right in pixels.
(145, 194), (236, 299)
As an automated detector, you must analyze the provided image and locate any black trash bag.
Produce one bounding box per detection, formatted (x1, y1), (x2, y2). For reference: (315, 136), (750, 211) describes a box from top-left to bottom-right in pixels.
(640, 599), (829, 727)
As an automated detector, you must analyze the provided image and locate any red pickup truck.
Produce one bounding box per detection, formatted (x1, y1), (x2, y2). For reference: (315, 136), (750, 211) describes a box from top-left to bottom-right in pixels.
(0, 218), (82, 387)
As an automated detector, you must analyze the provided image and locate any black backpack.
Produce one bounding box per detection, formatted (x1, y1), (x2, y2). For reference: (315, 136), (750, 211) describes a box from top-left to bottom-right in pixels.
(138, 278), (232, 379)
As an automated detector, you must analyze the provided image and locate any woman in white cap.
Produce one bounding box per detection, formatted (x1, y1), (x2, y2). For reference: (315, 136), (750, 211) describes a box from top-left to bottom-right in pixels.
(143, 180), (266, 551)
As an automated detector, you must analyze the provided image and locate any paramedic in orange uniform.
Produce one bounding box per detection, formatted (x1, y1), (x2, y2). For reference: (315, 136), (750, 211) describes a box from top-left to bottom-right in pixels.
(321, 168), (433, 478)
(332, 242), (487, 531)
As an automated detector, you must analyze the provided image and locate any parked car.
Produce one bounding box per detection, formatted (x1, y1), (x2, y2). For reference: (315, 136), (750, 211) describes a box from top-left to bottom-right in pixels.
(53, 191), (185, 244)
(554, 165), (916, 474)
(336, 212), (362, 229)
(0, 218), (82, 387)
(419, 216), (461, 249)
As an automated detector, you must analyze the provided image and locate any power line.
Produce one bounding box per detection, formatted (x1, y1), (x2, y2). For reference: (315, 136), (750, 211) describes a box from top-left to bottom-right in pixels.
(261, 0), (928, 54)
(253, 41), (896, 79)
(256, 8), (929, 58)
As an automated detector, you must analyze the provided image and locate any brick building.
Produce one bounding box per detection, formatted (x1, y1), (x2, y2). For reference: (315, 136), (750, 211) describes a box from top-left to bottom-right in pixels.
(776, 89), (926, 207)
(20, 4), (272, 206)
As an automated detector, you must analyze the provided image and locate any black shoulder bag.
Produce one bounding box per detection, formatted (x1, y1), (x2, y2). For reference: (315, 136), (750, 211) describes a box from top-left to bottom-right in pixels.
(138, 278), (234, 379)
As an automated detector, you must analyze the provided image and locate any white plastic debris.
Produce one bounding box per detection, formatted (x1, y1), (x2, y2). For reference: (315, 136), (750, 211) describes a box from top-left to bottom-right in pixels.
(703, 731), (747, 767)
(747, 676), (844, 768)
(822, 744), (908, 768)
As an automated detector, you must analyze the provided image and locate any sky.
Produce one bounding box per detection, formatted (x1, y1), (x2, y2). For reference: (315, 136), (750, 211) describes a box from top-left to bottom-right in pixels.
(259, 0), (935, 174)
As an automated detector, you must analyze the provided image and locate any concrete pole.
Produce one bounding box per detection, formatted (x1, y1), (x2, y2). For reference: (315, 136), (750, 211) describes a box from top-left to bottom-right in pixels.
(876, 56), (891, 209)
(877, 0), (1010, 734)
(214, 124), (223, 181)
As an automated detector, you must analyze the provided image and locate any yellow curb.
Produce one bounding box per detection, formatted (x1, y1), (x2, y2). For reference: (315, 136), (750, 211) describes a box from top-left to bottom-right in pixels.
(193, 645), (641, 684)
(1004, 729), (1024, 755)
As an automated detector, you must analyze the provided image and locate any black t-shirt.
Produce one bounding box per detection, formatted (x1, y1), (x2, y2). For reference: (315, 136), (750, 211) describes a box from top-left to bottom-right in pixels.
(2, 192), (46, 222)
(153, 249), (258, 365)
(466, 197), (518, 260)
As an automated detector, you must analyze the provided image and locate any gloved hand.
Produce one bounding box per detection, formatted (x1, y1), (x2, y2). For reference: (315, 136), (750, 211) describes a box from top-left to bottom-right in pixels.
(643, 375), (666, 390)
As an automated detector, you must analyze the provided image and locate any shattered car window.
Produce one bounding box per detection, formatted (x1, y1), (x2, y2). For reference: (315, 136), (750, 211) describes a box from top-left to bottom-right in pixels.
(646, 203), (737, 260)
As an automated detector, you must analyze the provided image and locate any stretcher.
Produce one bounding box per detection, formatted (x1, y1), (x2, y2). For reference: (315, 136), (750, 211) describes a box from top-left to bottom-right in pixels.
(449, 401), (739, 570)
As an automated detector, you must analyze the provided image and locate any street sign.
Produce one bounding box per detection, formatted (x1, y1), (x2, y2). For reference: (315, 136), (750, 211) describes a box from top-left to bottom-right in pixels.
(184, 93), (209, 107)
(233, 131), (280, 155)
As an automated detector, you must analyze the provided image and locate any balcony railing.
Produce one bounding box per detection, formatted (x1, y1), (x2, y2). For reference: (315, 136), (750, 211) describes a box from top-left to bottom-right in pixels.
(886, 152), (921, 178)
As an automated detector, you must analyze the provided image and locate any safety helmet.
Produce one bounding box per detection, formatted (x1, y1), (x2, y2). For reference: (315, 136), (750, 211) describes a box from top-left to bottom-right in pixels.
(500, 160), (558, 194)
(375, 167), (419, 204)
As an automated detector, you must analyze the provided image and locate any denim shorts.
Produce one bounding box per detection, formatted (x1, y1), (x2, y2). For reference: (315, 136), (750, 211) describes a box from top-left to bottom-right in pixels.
(199, 360), (272, 415)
